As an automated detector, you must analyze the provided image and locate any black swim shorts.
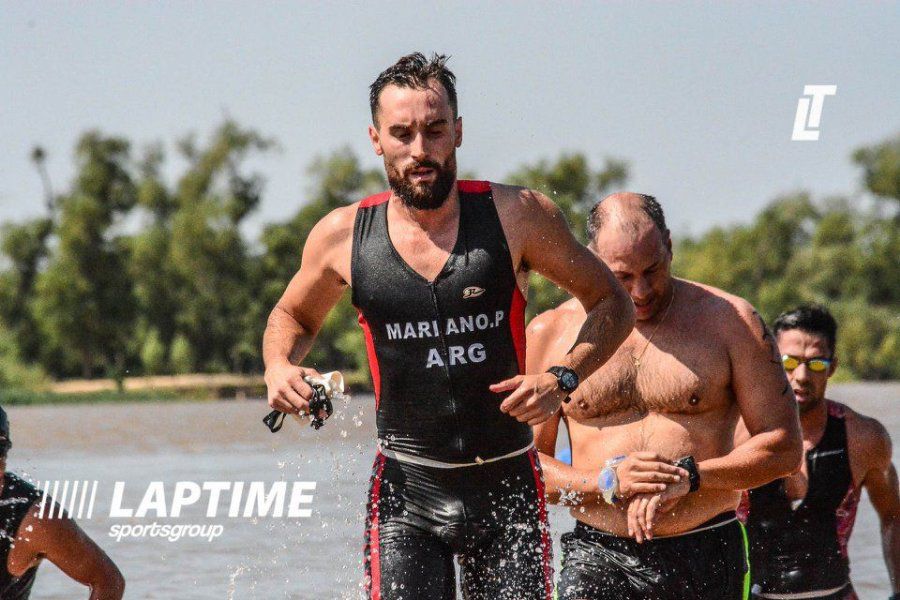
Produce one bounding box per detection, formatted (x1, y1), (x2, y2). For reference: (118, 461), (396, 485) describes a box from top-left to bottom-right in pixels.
(558, 512), (749, 600)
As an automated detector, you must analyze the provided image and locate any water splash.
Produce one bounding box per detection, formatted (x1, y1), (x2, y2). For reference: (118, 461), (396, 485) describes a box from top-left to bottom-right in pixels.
(226, 565), (245, 600)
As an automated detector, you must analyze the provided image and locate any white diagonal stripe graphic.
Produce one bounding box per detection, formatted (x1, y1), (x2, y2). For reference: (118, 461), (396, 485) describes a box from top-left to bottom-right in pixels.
(48, 480), (60, 520)
(56, 480), (70, 519)
(37, 481), (50, 519)
(68, 481), (80, 516)
(77, 480), (88, 519)
(86, 481), (98, 519)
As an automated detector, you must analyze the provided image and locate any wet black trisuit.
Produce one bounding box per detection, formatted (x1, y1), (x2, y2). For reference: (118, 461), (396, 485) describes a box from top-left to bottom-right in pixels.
(558, 512), (750, 600)
(742, 401), (860, 600)
(0, 473), (42, 599)
(352, 181), (552, 599)
(352, 179), (532, 462)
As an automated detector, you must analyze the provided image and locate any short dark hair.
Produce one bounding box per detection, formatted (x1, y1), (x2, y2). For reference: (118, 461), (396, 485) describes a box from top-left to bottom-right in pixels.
(369, 53), (458, 126)
(587, 194), (668, 240)
(773, 304), (838, 356)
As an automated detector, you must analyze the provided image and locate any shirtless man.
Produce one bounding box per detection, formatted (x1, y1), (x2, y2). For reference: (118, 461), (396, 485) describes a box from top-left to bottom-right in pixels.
(262, 53), (634, 599)
(0, 407), (125, 599)
(741, 304), (900, 600)
(527, 193), (802, 600)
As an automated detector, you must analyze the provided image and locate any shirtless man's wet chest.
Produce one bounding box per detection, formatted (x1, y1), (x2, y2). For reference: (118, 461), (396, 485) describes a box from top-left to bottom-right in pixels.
(565, 322), (733, 420)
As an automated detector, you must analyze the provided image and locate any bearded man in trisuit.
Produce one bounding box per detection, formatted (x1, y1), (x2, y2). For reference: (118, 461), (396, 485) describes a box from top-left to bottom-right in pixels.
(527, 193), (802, 600)
(740, 304), (900, 600)
(262, 53), (634, 599)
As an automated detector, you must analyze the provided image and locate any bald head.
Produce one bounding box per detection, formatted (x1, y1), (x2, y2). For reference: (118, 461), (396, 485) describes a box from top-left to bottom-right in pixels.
(587, 192), (668, 243)
(588, 193), (674, 321)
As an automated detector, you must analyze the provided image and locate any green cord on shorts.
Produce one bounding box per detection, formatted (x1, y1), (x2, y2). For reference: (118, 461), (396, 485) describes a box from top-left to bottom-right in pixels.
(740, 521), (751, 600)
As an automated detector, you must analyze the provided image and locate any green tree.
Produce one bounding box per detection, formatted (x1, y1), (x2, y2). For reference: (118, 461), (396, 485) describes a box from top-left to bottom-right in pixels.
(129, 144), (181, 370)
(673, 147), (899, 380)
(163, 121), (274, 373)
(140, 328), (167, 375)
(674, 192), (819, 317)
(0, 218), (53, 364)
(853, 133), (900, 203)
(0, 323), (45, 388)
(170, 333), (195, 374)
(5, 126), (897, 386)
(32, 132), (138, 377)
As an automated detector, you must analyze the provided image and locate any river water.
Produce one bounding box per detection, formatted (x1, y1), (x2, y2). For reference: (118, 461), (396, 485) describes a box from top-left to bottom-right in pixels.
(7, 382), (898, 599)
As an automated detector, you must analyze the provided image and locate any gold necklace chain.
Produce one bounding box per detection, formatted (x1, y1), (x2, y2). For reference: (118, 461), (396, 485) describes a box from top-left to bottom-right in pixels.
(632, 284), (676, 368)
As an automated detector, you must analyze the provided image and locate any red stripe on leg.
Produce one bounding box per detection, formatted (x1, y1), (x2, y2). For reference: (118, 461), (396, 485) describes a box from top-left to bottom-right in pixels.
(527, 449), (554, 600)
(363, 454), (386, 599)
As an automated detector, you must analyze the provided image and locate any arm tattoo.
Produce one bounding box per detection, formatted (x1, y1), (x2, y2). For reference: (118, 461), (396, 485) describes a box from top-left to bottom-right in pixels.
(754, 311), (792, 397)
(754, 311), (781, 364)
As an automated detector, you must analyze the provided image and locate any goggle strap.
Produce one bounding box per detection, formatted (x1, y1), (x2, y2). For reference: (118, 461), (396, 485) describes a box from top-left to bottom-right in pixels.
(263, 410), (286, 433)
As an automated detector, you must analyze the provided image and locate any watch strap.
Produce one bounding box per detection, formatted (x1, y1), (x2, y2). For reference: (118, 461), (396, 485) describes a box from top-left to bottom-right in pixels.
(675, 455), (700, 493)
(547, 366), (579, 394)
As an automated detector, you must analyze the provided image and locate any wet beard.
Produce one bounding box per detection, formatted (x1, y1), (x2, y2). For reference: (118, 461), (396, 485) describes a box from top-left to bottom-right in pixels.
(387, 156), (457, 211)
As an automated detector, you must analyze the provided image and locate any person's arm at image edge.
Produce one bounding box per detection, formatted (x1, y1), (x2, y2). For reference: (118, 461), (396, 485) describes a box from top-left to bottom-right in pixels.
(858, 418), (900, 594)
(18, 510), (124, 600)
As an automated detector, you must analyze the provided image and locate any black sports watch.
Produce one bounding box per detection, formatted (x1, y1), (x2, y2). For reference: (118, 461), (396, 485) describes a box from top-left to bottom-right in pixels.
(547, 366), (579, 403)
(674, 455), (701, 493)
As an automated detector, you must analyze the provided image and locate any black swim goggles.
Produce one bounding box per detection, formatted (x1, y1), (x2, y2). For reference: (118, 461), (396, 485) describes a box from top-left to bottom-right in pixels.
(263, 383), (333, 432)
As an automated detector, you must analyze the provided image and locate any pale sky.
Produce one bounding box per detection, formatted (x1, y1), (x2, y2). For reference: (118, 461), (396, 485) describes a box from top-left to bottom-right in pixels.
(2, 2), (898, 237)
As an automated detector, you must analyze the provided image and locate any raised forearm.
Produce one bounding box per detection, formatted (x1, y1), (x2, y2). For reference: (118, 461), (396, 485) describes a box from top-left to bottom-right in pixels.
(538, 452), (599, 505)
(263, 304), (316, 369)
(88, 579), (124, 600)
(883, 515), (900, 593)
(698, 427), (802, 491)
(561, 287), (634, 381)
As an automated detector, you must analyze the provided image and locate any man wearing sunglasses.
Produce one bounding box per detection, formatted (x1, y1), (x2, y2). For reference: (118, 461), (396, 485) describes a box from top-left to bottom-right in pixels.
(0, 407), (125, 599)
(740, 304), (900, 600)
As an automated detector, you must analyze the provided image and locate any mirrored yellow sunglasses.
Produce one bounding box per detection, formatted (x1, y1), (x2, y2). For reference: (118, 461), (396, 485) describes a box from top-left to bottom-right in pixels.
(781, 355), (832, 373)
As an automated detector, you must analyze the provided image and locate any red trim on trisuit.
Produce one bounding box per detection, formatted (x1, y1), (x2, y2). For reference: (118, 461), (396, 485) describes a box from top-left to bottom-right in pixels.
(509, 287), (527, 374)
(457, 180), (491, 194)
(357, 311), (382, 409)
(359, 191), (391, 208)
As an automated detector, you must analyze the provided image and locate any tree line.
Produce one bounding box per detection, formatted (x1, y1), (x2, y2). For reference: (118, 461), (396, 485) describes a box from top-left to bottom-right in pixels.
(0, 123), (897, 388)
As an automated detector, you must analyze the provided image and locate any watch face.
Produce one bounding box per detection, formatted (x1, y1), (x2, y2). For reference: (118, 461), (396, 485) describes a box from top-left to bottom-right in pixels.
(598, 467), (616, 491)
(560, 371), (578, 392)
